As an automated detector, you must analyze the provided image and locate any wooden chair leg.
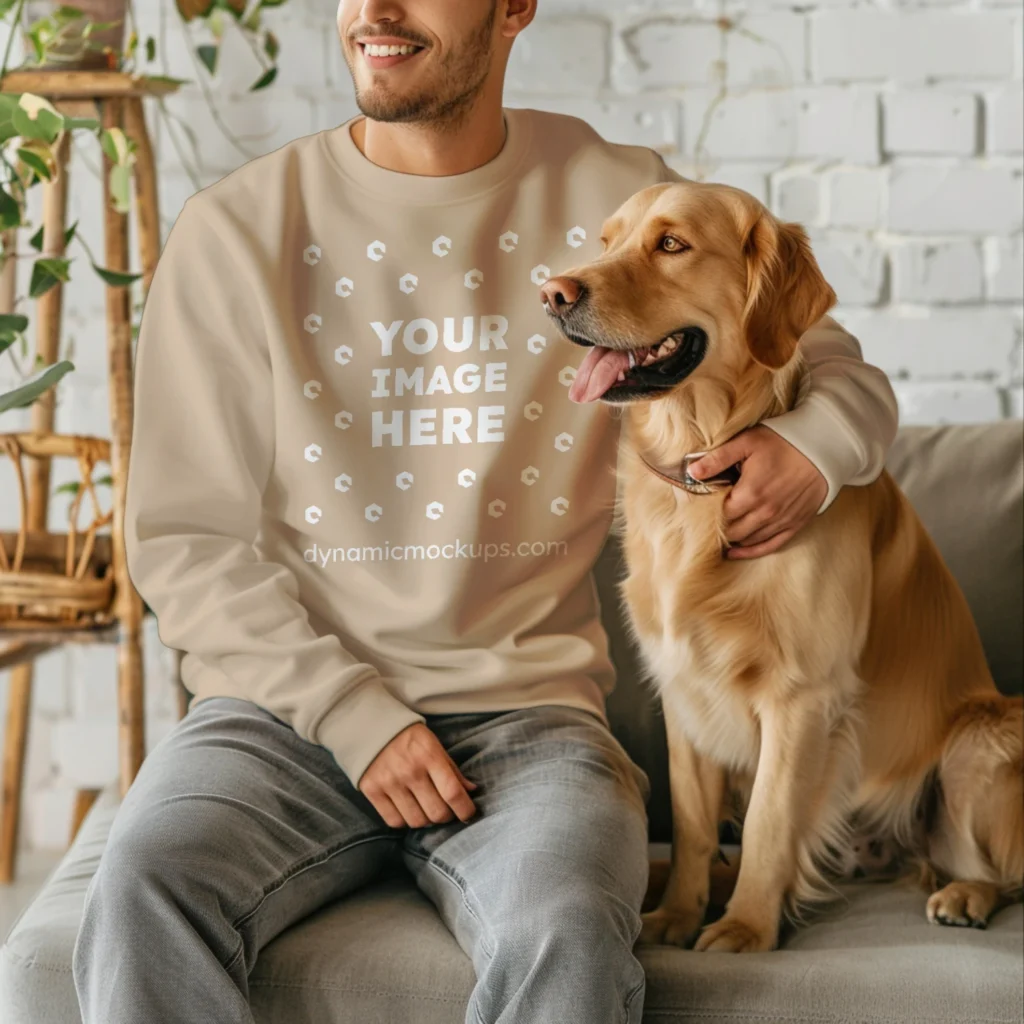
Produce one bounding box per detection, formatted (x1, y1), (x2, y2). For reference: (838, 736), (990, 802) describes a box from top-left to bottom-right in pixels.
(174, 650), (190, 721)
(0, 663), (32, 884)
(68, 787), (100, 844)
(102, 96), (146, 795)
(123, 96), (161, 300)
(116, 624), (145, 794)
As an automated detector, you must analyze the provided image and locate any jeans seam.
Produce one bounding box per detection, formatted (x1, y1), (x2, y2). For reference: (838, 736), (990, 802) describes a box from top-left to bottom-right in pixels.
(222, 831), (394, 973)
(404, 848), (496, 960)
(623, 974), (645, 1023)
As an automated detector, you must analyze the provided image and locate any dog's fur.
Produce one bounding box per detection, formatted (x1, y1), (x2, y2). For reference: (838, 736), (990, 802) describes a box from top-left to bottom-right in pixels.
(546, 181), (1024, 952)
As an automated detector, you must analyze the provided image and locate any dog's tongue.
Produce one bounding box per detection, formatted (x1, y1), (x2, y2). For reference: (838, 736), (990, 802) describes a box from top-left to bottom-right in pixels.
(569, 346), (631, 403)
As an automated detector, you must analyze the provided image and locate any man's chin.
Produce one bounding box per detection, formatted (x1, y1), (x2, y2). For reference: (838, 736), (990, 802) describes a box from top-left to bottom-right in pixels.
(354, 91), (434, 124)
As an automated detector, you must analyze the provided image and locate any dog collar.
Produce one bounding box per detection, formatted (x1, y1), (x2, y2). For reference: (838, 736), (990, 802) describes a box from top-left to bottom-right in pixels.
(637, 449), (741, 495)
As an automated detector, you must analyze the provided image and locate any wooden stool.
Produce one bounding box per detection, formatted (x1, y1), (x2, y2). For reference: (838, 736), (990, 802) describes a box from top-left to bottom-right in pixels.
(0, 71), (178, 883)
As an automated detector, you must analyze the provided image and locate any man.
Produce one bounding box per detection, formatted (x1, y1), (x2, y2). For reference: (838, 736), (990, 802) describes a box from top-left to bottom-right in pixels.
(72, 2), (898, 1022)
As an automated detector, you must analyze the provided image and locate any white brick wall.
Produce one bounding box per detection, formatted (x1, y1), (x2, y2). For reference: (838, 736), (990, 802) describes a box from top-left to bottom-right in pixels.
(1, 0), (1021, 852)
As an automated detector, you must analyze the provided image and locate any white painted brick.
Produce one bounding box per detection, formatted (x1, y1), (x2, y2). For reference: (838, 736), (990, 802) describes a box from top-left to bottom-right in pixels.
(812, 12), (1017, 83)
(41, 312), (107, 382)
(155, 93), (319, 176)
(883, 92), (977, 156)
(0, 676), (57, 793)
(827, 168), (886, 230)
(508, 19), (609, 93)
(706, 164), (772, 207)
(617, 14), (804, 90)
(985, 237), (1024, 301)
(1017, 17), (1023, 80)
(53, 718), (118, 788)
(889, 165), (1023, 234)
(891, 241), (985, 304)
(68, 646), (119, 720)
(683, 87), (878, 163)
(986, 88), (1024, 154)
(23, 717), (57, 794)
(24, 784), (77, 852)
(836, 308), (1019, 379)
(524, 97), (681, 152)
(663, 160), (773, 206)
(1010, 386), (1023, 418)
(772, 167), (823, 224)
(254, 16), (335, 94)
(0, 651), (68, 720)
(310, 95), (363, 136)
(808, 231), (886, 306)
(892, 382), (1005, 424)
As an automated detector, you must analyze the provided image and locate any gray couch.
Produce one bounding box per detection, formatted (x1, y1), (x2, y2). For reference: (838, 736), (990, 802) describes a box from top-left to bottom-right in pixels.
(3, 422), (1022, 1024)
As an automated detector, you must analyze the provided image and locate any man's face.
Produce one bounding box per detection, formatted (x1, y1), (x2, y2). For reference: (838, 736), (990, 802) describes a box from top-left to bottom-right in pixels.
(337, 1), (501, 126)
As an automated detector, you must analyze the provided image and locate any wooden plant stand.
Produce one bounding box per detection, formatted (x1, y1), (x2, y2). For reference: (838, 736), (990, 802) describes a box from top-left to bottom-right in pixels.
(0, 71), (178, 882)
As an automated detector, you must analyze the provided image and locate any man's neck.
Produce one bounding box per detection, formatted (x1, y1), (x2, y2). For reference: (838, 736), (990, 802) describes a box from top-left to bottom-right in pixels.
(350, 100), (507, 178)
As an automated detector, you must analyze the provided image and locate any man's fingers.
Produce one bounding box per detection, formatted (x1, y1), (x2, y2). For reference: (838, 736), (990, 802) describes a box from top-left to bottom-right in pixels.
(408, 775), (455, 825)
(389, 786), (430, 829)
(368, 791), (405, 830)
(687, 438), (749, 481)
(724, 506), (776, 544)
(726, 527), (797, 560)
(738, 519), (794, 548)
(430, 763), (478, 822)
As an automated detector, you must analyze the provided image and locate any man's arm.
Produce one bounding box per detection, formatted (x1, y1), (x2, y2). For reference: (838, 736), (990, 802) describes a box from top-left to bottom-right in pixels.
(761, 314), (899, 513)
(126, 196), (424, 786)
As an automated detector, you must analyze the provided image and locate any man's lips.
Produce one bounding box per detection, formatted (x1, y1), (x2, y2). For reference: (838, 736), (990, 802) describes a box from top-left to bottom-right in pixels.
(357, 38), (427, 69)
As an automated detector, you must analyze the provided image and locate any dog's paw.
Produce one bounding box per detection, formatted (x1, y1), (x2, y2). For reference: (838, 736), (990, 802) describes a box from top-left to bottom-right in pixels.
(694, 915), (776, 953)
(926, 882), (997, 930)
(638, 907), (703, 947)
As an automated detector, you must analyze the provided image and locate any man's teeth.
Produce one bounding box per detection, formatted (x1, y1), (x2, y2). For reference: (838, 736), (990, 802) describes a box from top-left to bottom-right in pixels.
(365, 43), (419, 56)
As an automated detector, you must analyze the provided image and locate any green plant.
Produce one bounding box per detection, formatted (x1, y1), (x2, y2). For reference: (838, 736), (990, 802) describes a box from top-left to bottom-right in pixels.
(0, 0), (293, 416)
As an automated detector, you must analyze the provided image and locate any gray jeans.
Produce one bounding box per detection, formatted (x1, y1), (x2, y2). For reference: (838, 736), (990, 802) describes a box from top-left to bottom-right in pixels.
(72, 697), (651, 1024)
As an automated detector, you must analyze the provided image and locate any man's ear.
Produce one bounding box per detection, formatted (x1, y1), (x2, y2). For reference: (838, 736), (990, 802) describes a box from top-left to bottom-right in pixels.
(741, 212), (837, 370)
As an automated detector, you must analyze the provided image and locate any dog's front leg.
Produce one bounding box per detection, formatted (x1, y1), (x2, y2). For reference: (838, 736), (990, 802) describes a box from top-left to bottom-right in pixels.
(639, 697), (725, 947)
(695, 694), (827, 953)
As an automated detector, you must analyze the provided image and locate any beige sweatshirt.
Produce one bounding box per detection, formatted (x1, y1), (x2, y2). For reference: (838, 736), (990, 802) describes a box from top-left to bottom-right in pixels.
(125, 106), (899, 784)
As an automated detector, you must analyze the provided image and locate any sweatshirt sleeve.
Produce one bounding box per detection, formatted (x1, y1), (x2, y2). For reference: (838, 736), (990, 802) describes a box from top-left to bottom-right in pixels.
(649, 154), (899, 514)
(761, 315), (899, 513)
(125, 194), (424, 785)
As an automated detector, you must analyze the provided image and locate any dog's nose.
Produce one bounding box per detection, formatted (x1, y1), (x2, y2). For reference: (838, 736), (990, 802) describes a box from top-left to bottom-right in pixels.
(540, 276), (583, 315)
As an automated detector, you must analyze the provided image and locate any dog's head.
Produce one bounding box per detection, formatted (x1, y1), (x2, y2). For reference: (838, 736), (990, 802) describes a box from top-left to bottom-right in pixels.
(541, 180), (837, 404)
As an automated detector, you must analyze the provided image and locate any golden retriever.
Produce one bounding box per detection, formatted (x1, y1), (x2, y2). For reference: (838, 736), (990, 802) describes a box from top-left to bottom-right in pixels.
(540, 180), (1024, 952)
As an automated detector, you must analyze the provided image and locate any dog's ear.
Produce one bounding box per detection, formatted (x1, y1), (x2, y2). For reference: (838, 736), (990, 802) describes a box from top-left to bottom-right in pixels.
(740, 212), (837, 370)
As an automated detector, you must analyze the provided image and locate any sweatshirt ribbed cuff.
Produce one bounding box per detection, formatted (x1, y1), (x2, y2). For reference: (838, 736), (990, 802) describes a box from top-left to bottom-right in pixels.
(314, 675), (426, 786)
(761, 394), (867, 515)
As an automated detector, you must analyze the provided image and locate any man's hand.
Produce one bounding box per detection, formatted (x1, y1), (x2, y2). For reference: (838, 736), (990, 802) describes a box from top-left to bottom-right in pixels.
(687, 425), (828, 560)
(360, 723), (478, 829)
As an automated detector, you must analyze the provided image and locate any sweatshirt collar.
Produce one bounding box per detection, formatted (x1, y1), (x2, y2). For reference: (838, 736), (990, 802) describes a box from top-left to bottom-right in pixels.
(320, 106), (533, 205)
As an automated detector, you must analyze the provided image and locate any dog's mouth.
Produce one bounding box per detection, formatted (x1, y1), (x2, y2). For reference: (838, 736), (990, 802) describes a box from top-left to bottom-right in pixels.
(564, 328), (708, 404)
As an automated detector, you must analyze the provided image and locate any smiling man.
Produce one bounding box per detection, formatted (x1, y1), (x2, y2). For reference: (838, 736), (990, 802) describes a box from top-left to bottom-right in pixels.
(72, 3), (898, 1023)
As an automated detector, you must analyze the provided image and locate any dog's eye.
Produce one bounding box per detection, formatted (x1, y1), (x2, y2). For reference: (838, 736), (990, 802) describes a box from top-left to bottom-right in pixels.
(660, 235), (691, 253)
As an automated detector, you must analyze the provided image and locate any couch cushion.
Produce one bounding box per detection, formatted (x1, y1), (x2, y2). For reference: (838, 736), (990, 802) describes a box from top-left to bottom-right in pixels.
(3, 786), (1022, 1024)
(885, 423), (1023, 697)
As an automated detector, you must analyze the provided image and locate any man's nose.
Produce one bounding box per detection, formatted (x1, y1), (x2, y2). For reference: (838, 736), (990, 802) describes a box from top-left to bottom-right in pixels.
(540, 276), (584, 316)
